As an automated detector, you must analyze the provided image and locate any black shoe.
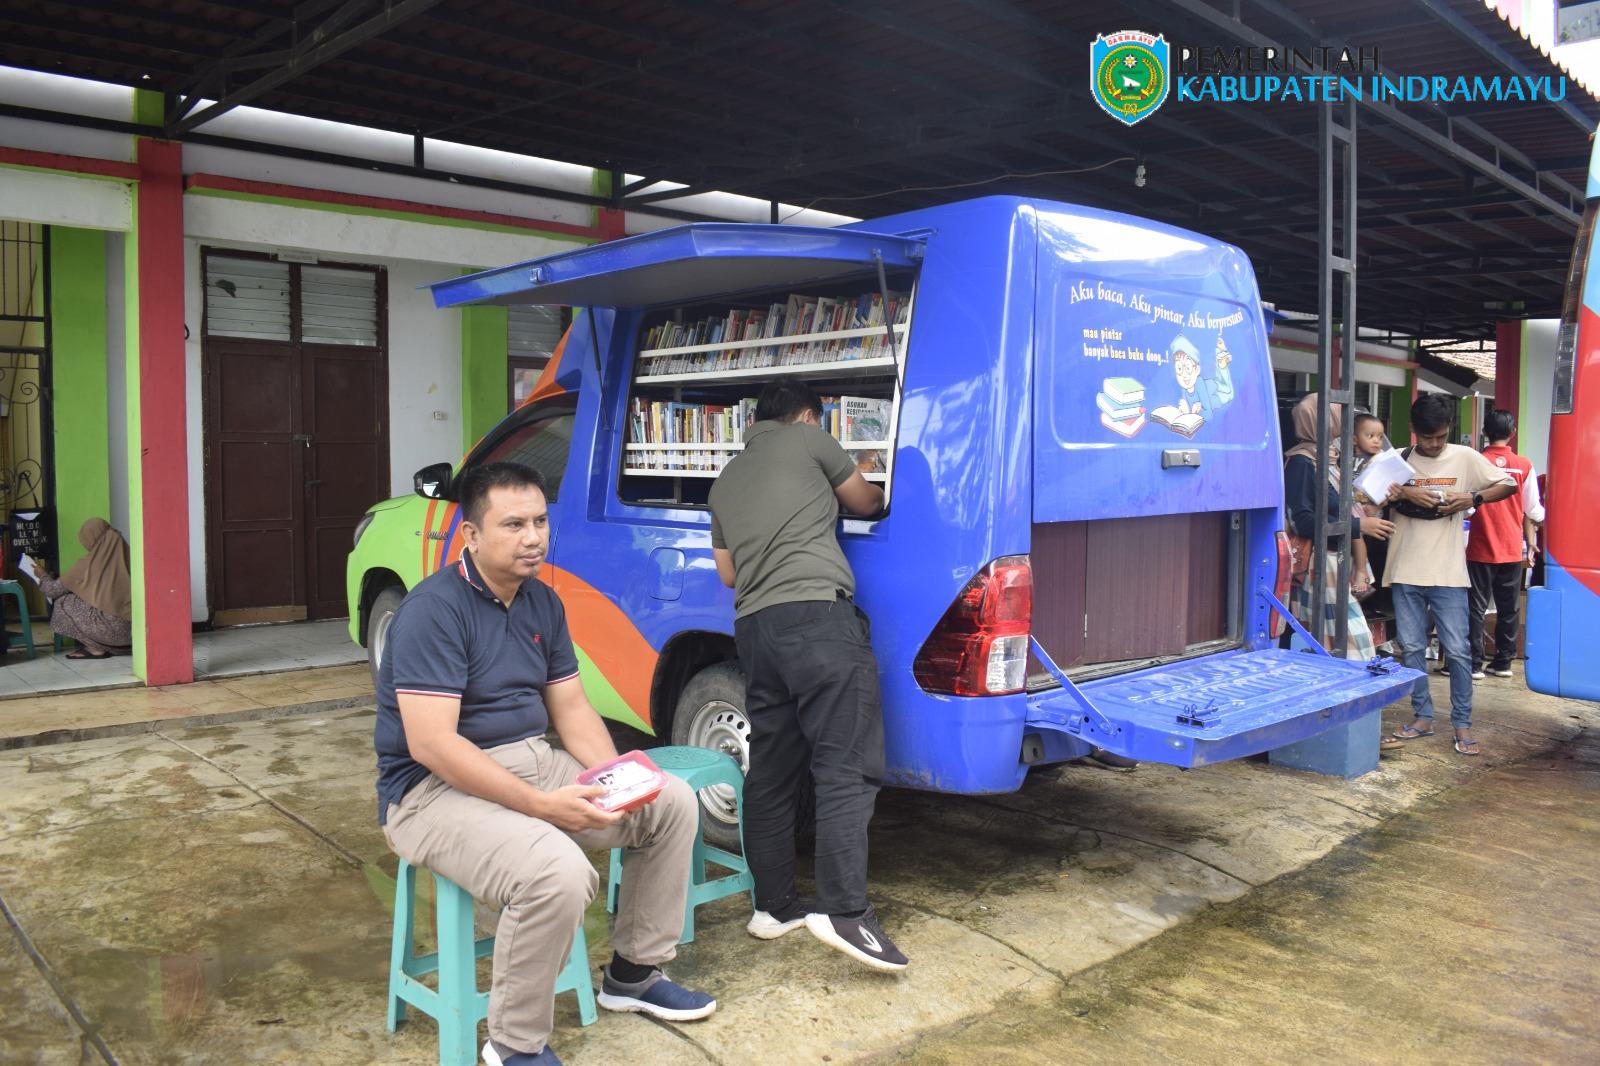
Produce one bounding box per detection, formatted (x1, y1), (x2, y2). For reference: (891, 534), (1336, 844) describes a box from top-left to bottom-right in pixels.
(804, 905), (908, 972)
(747, 895), (815, 939)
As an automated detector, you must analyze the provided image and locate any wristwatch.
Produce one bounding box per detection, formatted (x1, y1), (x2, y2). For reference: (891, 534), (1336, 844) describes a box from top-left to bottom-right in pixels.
(1472, 491), (1484, 507)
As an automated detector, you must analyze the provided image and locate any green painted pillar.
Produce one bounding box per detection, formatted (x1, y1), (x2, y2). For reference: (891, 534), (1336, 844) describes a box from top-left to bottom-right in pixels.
(49, 228), (111, 573)
(460, 304), (508, 451)
(1389, 371), (1413, 445)
(1458, 394), (1475, 445)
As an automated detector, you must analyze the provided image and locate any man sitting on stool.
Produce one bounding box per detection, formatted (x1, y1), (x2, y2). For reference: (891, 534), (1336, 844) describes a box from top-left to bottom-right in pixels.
(375, 462), (713, 1066)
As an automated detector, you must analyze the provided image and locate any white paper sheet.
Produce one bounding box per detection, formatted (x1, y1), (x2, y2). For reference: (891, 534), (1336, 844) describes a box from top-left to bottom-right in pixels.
(1355, 448), (1417, 504)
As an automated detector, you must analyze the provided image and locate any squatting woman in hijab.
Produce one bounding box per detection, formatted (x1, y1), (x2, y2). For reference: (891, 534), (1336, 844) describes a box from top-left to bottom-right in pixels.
(26, 518), (132, 659)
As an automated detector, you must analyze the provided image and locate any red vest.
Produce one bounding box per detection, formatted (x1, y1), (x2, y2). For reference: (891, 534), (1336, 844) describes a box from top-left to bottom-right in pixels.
(1466, 445), (1532, 564)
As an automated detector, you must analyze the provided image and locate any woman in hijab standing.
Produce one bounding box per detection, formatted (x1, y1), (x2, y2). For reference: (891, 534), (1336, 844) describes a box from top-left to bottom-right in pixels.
(26, 518), (133, 659)
(1283, 394), (1394, 664)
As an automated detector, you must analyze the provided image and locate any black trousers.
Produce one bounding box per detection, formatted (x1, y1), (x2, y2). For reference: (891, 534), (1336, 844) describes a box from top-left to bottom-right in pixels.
(733, 596), (884, 915)
(1468, 560), (1524, 670)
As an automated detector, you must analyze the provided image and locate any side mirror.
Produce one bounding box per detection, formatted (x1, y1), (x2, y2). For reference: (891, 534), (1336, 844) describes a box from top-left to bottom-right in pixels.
(414, 462), (454, 500)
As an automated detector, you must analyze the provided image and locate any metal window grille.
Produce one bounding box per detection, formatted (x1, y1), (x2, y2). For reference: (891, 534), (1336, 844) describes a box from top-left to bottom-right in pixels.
(205, 257), (290, 341)
(301, 265), (379, 346)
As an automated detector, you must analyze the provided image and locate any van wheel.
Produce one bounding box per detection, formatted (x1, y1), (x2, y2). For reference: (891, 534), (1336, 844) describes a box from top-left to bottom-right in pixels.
(671, 663), (751, 853)
(367, 585), (405, 689)
(670, 661), (814, 854)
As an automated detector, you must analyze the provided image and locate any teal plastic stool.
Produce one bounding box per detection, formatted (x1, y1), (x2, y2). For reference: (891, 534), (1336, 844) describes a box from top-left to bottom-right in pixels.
(388, 859), (597, 1066)
(0, 580), (35, 660)
(605, 746), (755, 944)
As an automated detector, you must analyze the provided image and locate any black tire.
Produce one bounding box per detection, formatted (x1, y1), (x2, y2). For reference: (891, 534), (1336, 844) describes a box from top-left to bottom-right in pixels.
(366, 585), (405, 689)
(669, 660), (814, 854)
(670, 662), (751, 852)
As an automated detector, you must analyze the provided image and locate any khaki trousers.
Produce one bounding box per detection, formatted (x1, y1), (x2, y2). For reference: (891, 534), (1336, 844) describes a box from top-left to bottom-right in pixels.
(384, 736), (697, 1055)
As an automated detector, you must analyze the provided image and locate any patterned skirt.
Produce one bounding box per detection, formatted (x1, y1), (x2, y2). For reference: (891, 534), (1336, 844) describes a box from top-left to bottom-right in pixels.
(1289, 550), (1376, 661)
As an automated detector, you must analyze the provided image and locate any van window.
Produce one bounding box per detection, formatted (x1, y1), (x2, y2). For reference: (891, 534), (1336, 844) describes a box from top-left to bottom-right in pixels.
(617, 271), (916, 509)
(479, 397), (578, 501)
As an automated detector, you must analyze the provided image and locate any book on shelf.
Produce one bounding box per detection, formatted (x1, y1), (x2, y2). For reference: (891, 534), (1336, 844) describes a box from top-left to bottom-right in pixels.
(638, 288), (911, 377)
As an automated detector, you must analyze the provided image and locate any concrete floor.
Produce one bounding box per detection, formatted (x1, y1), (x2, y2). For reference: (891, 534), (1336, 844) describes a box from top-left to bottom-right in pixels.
(0, 669), (1593, 1065)
(0, 619), (364, 699)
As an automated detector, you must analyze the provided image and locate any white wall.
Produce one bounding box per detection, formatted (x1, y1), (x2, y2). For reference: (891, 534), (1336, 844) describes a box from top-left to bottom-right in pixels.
(386, 261), (466, 494)
(0, 167), (132, 231)
(1522, 318), (1558, 471)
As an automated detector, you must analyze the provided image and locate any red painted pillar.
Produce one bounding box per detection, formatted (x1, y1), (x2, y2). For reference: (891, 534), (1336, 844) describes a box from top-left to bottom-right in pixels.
(136, 139), (194, 685)
(1494, 320), (1521, 427)
(597, 206), (626, 242)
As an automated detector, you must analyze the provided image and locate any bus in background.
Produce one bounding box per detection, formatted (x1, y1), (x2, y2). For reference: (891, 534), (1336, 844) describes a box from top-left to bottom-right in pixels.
(1526, 142), (1600, 701)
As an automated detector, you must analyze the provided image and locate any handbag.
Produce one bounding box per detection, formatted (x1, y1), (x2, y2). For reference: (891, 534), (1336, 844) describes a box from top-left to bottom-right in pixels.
(1287, 532), (1315, 588)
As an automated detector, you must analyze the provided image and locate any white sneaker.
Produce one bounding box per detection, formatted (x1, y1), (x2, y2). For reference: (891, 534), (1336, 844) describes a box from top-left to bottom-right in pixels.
(746, 897), (813, 940)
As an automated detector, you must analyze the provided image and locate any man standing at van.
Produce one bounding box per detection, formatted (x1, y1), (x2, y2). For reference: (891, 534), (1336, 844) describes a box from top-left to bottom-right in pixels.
(377, 462), (714, 1066)
(1385, 394), (1516, 757)
(708, 380), (907, 972)
(1466, 409), (1541, 679)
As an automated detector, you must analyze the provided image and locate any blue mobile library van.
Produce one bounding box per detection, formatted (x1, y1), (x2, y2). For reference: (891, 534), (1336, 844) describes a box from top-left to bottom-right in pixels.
(349, 196), (1418, 846)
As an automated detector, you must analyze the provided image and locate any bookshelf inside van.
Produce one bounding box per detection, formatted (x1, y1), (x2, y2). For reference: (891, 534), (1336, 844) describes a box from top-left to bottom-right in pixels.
(620, 270), (915, 508)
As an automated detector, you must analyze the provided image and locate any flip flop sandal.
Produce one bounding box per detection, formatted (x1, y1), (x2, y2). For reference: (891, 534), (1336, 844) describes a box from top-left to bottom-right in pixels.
(65, 649), (111, 660)
(1379, 736), (1406, 751)
(1393, 725), (1435, 739)
(1454, 738), (1481, 756)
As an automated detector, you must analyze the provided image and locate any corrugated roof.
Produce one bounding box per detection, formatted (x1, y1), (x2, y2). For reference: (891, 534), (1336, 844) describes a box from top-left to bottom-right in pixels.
(2, 0), (1594, 339)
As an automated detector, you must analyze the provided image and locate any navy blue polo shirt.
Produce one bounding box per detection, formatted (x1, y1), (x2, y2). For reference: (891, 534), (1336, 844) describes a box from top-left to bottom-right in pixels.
(373, 550), (580, 824)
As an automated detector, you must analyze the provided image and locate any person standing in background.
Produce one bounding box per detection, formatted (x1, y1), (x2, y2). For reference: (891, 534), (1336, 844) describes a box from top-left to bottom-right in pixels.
(1466, 410), (1541, 680)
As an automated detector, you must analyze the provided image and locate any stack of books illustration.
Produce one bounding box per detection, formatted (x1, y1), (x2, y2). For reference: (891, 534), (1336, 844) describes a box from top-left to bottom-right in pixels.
(1097, 377), (1146, 437)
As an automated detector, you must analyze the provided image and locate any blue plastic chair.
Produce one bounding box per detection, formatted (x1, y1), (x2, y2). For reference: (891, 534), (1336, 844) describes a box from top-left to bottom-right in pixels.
(605, 746), (755, 944)
(388, 859), (596, 1066)
(0, 580), (35, 660)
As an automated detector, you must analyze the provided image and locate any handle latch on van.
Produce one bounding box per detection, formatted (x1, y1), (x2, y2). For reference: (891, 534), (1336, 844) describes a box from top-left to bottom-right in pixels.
(1161, 448), (1201, 469)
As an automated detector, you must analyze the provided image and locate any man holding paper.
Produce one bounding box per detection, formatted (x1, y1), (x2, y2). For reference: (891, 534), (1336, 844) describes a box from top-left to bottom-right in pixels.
(1383, 395), (1516, 757)
(374, 462), (713, 1066)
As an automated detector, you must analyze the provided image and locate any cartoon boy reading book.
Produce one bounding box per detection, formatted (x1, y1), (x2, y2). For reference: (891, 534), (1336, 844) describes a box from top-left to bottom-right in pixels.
(1150, 333), (1235, 438)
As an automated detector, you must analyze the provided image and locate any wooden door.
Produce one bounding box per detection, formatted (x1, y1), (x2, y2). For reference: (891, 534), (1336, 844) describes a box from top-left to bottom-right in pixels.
(205, 337), (306, 621)
(303, 344), (387, 618)
(203, 253), (388, 624)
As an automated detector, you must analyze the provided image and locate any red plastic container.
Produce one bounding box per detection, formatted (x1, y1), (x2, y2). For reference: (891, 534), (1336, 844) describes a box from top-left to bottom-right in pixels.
(577, 750), (668, 813)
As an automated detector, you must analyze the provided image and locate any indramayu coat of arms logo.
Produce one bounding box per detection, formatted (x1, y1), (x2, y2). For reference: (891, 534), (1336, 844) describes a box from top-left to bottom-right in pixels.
(1091, 31), (1171, 126)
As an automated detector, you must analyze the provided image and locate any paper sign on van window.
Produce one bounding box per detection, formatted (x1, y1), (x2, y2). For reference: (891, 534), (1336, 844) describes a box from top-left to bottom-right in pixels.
(1066, 279), (1246, 443)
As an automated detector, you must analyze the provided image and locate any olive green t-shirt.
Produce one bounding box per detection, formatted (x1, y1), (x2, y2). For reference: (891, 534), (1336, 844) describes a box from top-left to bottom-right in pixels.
(709, 420), (857, 619)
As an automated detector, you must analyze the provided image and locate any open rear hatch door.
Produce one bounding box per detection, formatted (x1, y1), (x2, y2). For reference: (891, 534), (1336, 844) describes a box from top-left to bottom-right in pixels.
(1026, 646), (1421, 768)
(427, 223), (926, 309)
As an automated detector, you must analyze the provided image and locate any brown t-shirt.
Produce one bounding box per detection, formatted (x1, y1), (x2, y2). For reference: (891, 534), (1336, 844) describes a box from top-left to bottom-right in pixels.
(1383, 443), (1515, 588)
(709, 420), (856, 619)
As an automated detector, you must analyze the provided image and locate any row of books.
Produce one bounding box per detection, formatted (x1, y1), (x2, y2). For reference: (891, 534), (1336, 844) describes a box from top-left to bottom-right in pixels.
(629, 397), (759, 449)
(626, 394), (891, 474)
(638, 290), (910, 376)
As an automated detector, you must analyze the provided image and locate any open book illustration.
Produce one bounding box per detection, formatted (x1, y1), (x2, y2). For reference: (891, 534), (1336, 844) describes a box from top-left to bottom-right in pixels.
(1149, 402), (1205, 438)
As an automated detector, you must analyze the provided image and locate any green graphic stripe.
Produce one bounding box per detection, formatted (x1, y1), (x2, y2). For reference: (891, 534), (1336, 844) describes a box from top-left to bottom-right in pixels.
(573, 645), (652, 735)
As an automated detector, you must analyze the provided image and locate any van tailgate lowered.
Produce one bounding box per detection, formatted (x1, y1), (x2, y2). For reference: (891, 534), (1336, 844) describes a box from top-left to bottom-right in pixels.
(1025, 646), (1421, 767)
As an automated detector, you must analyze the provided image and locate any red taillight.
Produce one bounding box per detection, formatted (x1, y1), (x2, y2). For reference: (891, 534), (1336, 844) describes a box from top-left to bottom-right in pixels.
(913, 555), (1033, 696)
(1270, 531), (1292, 639)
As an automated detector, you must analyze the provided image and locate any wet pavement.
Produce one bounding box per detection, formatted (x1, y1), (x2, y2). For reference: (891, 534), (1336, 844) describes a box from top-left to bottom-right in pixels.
(0, 669), (1594, 1065)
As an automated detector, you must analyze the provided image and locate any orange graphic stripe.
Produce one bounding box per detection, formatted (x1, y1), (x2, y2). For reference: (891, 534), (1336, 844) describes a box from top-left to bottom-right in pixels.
(546, 563), (657, 728)
(421, 500), (438, 574)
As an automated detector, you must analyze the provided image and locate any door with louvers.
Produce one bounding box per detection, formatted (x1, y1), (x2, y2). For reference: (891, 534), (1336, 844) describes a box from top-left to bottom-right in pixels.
(203, 254), (389, 624)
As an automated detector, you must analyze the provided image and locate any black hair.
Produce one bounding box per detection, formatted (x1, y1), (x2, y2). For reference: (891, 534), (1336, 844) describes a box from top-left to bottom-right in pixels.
(754, 380), (824, 424)
(1410, 392), (1456, 435)
(1354, 412), (1384, 430)
(1482, 408), (1516, 443)
(456, 461), (547, 525)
